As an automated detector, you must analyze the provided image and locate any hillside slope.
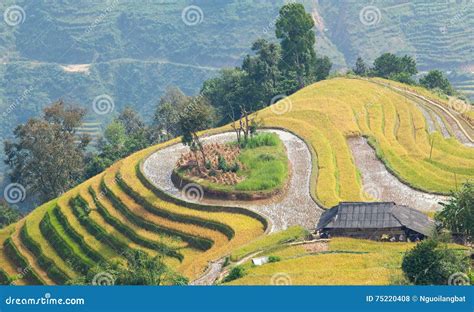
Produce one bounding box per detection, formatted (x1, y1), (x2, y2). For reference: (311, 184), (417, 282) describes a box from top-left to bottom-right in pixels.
(2, 0), (473, 186)
(0, 78), (472, 285)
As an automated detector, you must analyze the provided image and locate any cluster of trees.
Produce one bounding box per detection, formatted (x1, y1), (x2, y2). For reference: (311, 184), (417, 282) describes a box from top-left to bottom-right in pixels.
(400, 182), (473, 285)
(202, 3), (331, 124)
(86, 107), (159, 177)
(4, 3), (331, 209)
(352, 53), (455, 96)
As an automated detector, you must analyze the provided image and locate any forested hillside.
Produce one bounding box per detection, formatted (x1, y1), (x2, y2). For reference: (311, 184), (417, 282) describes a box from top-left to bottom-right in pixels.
(1, 0), (472, 185)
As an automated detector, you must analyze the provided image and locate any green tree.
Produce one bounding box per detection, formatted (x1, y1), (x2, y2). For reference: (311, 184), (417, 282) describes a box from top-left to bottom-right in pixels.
(420, 70), (454, 95)
(372, 53), (417, 78)
(314, 56), (332, 81)
(402, 238), (470, 285)
(0, 202), (21, 229)
(398, 55), (418, 76)
(201, 68), (246, 124)
(223, 265), (246, 283)
(436, 182), (474, 243)
(353, 57), (368, 76)
(242, 39), (282, 110)
(178, 96), (216, 171)
(86, 107), (154, 178)
(276, 3), (316, 89)
(85, 120), (127, 177)
(4, 101), (89, 202)
(153, 87), (188, 139)
(389, 72), (416, 85)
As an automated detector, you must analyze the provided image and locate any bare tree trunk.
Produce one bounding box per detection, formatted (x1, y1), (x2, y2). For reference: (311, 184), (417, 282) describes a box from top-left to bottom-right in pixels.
(193, 133), (207, 169)
(192, 149), (201, 174)
(231, 121), (241, 143)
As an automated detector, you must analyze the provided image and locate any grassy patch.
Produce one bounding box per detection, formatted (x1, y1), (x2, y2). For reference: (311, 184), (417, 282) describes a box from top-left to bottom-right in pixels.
(235, 133), (288, 191)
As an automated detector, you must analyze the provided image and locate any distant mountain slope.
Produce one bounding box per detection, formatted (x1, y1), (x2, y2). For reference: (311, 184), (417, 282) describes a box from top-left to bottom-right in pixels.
(314, 0), (474, 96)
(0, 0), (472, 182)
(316, 0), (473, 70)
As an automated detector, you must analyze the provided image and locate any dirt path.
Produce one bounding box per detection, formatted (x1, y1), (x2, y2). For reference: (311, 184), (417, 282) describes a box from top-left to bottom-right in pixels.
(348, 137), (448, 211)
(143, 129), (324, 232)
(190, 258), (225, 285)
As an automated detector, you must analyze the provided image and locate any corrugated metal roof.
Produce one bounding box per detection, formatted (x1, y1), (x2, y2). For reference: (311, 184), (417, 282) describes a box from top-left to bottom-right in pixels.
(316, 202), (435, 236)
(252, 257), (269, 266)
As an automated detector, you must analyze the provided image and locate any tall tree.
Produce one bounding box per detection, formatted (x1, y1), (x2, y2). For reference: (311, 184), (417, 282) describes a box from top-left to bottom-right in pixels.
(353, 57), (368, 76)
(178, 96), (216, 171)
(4, 101), (89, 202)
(118, 107), (155, 152)
(399, 55), (418, 76)
(314, 56), (332, 81)
(153, 87), (188, 139)
(242, 39), (282, 110)
(201, 68), (246, 124)
(276, 3), (316, 90)
(118, 106), (146, 136)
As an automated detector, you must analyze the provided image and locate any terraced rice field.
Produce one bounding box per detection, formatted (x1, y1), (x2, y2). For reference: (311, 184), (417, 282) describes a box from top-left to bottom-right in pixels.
(0, 77), (471, 285)
(0, 139), (266, 285)
(256, 77), (474, 207)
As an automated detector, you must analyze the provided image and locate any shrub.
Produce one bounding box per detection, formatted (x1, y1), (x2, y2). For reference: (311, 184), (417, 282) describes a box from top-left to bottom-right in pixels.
(0, 269), (11, 285)
(229, 162), (240, 173)
(223, 265), (246, 283)
(217, 154), (229, 172)
(435, 182), (474, 243)
(268, 255), (281, 263)
(402, 238), (470, 285)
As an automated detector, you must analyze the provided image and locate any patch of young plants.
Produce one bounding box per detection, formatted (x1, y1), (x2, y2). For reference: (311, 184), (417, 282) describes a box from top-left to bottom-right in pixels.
(175, 132), (289, 196)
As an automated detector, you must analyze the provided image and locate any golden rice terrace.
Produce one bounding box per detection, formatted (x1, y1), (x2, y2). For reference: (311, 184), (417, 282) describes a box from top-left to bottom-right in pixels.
(0, 77), (472, 285)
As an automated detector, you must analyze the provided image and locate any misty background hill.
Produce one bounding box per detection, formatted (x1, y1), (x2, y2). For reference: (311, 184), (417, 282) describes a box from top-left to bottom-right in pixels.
(0, 0), (473, 186)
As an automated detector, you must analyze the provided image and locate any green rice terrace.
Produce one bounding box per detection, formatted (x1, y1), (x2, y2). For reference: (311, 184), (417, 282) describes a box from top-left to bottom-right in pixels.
(0, 77), (472, 285)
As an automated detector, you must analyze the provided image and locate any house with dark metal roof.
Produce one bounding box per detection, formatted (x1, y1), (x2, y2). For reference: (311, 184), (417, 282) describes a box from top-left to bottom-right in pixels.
(316, 202), (435, 241)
